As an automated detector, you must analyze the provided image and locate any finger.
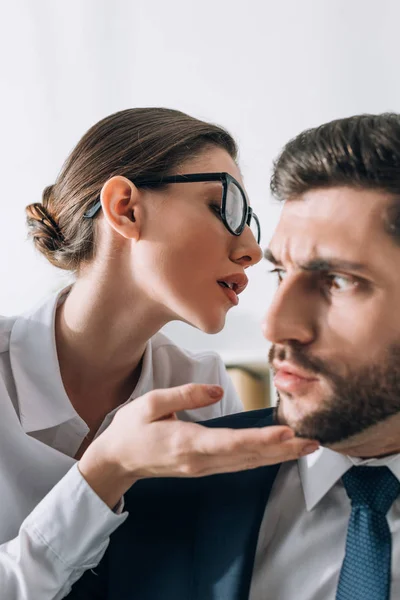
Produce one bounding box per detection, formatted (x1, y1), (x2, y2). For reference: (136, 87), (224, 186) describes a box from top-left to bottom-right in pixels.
(191, 437), (319, 477)
(138, 384), (224, 421)
(193, 425), (319, 460)
(173, 440), (318, 478)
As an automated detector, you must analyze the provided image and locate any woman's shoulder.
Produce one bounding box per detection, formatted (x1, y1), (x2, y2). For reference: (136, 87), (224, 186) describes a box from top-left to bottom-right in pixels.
(0, 315), (16, 354)
(150, 332), (241, 419)
(151, 331), (225, 376)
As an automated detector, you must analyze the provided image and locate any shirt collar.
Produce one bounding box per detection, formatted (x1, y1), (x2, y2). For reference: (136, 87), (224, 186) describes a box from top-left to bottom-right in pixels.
(9, 286), (154, 433)
(10, 286), (153, 433)
(299, 445), (400, 511)
(349, 452), (400, 481)
(9, 287), (77, 432)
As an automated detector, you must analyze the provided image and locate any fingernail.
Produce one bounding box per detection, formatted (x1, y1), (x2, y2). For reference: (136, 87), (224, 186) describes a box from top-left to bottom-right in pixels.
(280, 430), (294, 442)
(301, 444), (319, 455)
(207, 385), (223, 399)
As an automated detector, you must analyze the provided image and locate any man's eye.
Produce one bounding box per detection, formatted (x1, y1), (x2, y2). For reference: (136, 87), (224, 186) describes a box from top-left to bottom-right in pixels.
(268, 268), (286, 284)
(323, 274), (357, 292)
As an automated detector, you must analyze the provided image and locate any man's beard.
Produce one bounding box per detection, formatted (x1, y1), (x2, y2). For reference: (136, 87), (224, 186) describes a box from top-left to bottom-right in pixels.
(269, 343), (400, 445)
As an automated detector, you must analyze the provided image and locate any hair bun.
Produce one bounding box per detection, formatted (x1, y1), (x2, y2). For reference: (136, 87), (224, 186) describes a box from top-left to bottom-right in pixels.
(26, 186), (64, 253)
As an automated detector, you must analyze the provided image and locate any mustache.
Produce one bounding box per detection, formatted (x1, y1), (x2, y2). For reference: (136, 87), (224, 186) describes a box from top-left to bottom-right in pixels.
(268, 343), (333, 378)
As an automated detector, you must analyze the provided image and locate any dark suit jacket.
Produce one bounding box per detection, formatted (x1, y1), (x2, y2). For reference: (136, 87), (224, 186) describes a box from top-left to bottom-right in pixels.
(68, 408), (282, 600)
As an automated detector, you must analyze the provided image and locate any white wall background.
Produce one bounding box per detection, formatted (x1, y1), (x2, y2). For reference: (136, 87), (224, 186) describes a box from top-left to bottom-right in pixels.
(1, 0), (399, 362)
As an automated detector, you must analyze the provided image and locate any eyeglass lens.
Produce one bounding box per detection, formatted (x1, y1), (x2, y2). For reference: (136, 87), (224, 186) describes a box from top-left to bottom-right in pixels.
(225, 180), (260, 242)
(249, 216), (260, 243)
(225, 181), (246, 233)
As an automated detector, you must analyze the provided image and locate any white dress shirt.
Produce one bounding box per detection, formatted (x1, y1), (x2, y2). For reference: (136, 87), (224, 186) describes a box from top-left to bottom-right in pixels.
(249, 446), (400, 599)
(0, 288), (242, 599)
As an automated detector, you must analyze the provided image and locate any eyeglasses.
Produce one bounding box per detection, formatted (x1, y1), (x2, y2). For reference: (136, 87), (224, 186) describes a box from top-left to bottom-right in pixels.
(84, 172), (261, 244)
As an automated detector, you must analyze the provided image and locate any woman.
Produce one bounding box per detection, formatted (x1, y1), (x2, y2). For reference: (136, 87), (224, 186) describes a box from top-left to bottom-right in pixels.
(0, 108), (319, 599)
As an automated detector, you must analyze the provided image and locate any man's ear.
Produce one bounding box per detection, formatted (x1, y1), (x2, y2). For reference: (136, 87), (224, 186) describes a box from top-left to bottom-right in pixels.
(99, 176), (141, 240)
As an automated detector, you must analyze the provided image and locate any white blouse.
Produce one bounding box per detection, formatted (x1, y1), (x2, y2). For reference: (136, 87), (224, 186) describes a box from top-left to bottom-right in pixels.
(0, 288), (242, 599)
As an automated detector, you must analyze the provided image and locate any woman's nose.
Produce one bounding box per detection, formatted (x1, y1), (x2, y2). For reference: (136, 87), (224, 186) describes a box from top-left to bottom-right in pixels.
(230, 226), (263, 267)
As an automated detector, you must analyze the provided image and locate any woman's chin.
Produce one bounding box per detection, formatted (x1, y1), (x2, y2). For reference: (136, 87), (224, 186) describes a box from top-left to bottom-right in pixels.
(173, 307), (227, 335)
(193, 313), (227, 335)
(203, 323), (225, 335)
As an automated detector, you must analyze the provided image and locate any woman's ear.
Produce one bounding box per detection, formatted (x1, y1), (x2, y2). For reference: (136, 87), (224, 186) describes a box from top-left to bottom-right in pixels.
(100, 176), (141, 240)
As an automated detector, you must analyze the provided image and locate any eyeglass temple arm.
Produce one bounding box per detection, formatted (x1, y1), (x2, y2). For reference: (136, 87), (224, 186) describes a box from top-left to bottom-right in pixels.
(84, 201), (102, 219)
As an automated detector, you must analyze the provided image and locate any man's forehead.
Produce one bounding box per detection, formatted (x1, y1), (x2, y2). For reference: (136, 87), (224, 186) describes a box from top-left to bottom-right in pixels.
(267, 187), (397, 268)
(280, 187), (388, 222)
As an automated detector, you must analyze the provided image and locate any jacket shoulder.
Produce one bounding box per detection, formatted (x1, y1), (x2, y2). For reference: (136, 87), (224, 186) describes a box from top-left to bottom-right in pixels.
(200, 407), (275, 429)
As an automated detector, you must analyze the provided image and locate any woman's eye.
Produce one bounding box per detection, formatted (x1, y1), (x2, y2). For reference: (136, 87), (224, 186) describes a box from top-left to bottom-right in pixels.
(210, 204), (223, 219)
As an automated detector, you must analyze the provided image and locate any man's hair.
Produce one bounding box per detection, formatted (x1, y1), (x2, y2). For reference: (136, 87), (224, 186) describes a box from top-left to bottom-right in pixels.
(270, 113), (400, 242)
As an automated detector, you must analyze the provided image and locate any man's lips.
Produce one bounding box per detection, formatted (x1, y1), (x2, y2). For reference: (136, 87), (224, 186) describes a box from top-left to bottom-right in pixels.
(273, 361), (318, 394)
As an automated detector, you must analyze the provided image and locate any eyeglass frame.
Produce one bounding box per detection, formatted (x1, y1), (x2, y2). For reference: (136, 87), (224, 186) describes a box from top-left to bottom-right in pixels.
(83, 172), (261, 244)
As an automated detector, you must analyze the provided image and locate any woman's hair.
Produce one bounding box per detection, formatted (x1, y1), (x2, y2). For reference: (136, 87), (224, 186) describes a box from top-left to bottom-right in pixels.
(26, 108), (238, 271)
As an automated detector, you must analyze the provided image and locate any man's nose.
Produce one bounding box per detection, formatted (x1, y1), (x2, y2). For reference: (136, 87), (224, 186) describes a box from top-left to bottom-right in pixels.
(262, 276), (316, 345)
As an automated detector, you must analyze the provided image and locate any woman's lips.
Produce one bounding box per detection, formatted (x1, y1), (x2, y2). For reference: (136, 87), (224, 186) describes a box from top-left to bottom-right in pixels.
(273, 369), (318, 394)
(218, 283), (239, 306)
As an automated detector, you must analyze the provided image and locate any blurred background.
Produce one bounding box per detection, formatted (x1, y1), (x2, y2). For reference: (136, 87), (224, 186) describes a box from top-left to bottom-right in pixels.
(1, 0), (399, 375)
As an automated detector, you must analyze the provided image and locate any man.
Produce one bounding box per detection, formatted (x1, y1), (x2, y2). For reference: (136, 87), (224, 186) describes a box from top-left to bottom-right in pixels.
(72, 113), (400, 600)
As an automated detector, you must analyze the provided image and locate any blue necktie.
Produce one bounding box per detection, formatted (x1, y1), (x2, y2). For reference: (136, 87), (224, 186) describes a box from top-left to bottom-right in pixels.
(336, 466), (400, 600)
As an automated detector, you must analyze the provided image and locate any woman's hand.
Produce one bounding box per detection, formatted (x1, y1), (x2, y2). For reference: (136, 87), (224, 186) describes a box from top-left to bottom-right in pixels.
(78, 384), (319, 508)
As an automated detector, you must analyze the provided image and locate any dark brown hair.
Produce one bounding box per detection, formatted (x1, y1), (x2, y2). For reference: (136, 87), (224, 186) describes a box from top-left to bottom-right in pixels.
(26, 108), (238, 270)
(270, 113), (400, 241)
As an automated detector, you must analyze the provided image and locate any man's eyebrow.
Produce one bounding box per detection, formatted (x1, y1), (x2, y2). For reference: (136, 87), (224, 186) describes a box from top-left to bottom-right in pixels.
(301, 258), (368, 273)
(263, 248), (278, 263)
(263, 248), (368, 273)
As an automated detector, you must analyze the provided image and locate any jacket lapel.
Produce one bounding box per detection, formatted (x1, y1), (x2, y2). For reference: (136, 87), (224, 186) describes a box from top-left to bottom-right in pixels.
(105, 408), (280, 600)
(189, 405), (279, 599)
(191, 462), (280, 599)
